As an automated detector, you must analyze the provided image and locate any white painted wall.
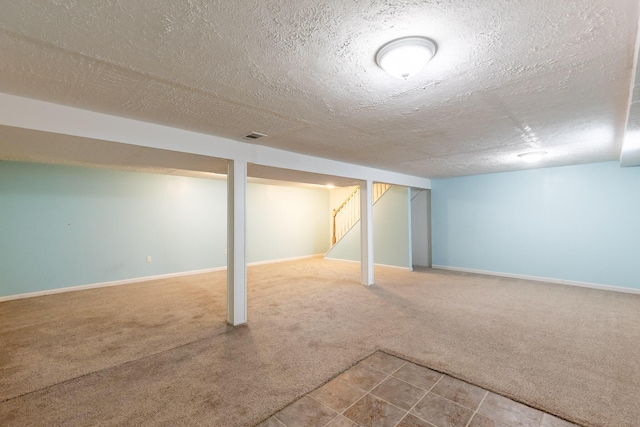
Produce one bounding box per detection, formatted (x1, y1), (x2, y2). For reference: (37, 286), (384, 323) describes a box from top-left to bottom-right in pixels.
(247, 183), (330, 263)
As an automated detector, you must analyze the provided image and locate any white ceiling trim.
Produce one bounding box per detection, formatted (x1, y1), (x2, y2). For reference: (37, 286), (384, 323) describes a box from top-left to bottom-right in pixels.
(0, 93), (431, 189)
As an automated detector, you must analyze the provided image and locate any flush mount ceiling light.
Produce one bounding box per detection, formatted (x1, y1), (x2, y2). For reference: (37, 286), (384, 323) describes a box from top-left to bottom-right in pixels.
(518, 151), (547, 163)
(375, 36), (437, 79)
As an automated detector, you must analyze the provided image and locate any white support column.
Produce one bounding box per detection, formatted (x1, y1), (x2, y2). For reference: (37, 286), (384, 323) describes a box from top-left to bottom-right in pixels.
(360, 179), (374, 286)
(407, 186), (413, 271)
(227, 160), (247, 326)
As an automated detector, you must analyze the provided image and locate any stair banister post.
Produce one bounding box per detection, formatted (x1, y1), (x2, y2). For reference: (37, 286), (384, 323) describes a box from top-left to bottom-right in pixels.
(332, 209), (337, 245)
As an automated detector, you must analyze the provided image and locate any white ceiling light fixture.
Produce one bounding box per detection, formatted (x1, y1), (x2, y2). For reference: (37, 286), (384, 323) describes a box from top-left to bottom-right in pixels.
(518, 151), (547, 163)
(375, 36), (437, 79)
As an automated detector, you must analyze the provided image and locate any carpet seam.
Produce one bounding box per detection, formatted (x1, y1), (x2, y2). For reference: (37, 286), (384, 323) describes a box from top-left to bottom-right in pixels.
(0, 324), (236, 405)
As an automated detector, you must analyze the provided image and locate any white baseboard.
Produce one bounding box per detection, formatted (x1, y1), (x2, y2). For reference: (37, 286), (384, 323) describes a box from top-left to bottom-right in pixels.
(247, 253), (323, 267)
(432, 265), (640, 295)
(0, 267), (226, 302)
(324, 257), (413, 271)
(0, 254), (327, 302)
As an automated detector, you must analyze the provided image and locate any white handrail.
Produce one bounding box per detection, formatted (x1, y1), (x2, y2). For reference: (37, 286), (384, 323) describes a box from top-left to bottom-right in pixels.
(332, 183), (390, 245)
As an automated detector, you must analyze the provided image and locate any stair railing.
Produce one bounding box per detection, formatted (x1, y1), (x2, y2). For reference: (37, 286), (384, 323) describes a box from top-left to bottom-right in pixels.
(332, 187), (360, 245)
(331, 183), (391, 245)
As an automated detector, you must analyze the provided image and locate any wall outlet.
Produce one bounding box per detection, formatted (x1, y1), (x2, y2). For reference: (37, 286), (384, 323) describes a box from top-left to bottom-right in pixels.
(147, 256), (152, 263)
(224, 249), (227, 255)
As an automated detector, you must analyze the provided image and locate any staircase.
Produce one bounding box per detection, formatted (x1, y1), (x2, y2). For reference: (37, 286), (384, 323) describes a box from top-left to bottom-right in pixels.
(331, 183), (391, 245)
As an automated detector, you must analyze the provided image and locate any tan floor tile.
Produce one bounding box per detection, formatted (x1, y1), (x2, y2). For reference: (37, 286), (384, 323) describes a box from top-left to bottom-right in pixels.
(467, 413), (509, 427)
(411, 392), (474, 427)
(275, 395), (338, 427)
(269, 353), (579, 427)
(392, 362), (442, 391)
(343, 394), (406, 427)
(310, 378), (366, 412)
(338, 363), (388, 392)
(478, 393), (542, 427)
(326, 415), (358, 427)
(256, 415), (286, 427)
(361, 351), (406, 374)
(431, 375), (487, 410)
(370, 376), (427, 411)
(541, 413), (579, 427)
(396, 413), (437, 427)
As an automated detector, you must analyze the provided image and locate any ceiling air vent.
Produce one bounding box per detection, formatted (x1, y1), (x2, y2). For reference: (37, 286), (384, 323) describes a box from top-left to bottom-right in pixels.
(242, 132), (267, 141)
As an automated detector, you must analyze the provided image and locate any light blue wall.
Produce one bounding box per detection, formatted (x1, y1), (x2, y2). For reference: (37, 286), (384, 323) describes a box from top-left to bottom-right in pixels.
(431, 162), (640, 289)
(0, 161), (330, 297)
(0, 161), (226, 297)
(325, 221), (362, 262)
(325, 185), (412, 268)
(247, 183), (329, 263)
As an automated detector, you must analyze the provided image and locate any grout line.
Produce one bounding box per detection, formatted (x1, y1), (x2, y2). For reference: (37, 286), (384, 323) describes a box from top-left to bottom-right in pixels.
(344, 364), (397, 394)
(336, 362), (403, 420)
(463, 390), (489, 427)
(387, 362), (442, 427)
(426, 373), (444, 393)
(367, 364), (447, 426)
(389, 372), (438, 392)
(271, 415), (287, 427)
(365, 361), (405, 377)
(538, 412), (546, 427)
(339, 393), (367, 419)
(368, 389), (416, 413)
(419, 373), (493, 416)
(430, 389), (483, 412)
(306, 394), (343, 427)
(403, 375), (446, 427)
(388, 361), (408, 376)
(393, 412), (437, 427)
(391, 384), (430, 427)
(320, 415), (340, 427)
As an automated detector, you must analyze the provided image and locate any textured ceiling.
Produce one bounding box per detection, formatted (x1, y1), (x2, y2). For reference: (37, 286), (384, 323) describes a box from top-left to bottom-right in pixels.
(0, 0), (638, 178)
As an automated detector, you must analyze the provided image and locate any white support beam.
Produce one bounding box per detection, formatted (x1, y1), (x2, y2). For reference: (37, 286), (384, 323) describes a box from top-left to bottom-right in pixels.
(227, 160), (247, 326)
(0, 93), (431, 189)
(360, 179), (374, 286)
(620, 19), (640, 167)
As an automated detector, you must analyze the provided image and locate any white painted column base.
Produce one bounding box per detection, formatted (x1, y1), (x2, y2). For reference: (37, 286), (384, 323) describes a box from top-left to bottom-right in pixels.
(227, 160), (248, 326)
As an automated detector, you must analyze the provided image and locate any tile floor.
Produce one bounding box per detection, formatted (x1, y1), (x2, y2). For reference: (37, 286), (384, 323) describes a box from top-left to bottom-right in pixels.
(256, 351), (578, 427)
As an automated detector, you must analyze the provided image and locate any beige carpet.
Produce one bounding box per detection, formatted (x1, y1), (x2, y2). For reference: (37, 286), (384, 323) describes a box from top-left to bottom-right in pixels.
(1, 258), (638, 426)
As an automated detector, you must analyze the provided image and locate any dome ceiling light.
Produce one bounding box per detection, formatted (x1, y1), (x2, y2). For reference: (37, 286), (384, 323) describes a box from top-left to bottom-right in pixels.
(375, 36), (437, 79)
